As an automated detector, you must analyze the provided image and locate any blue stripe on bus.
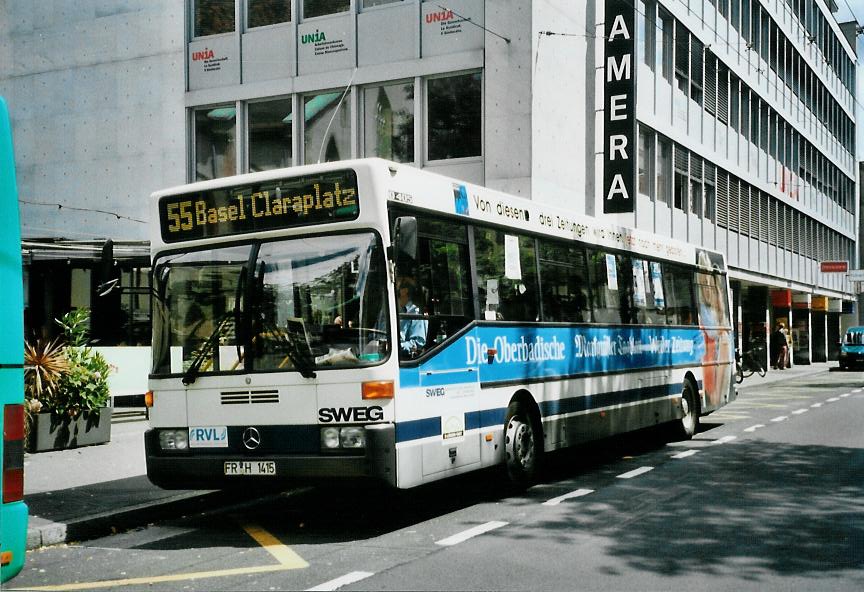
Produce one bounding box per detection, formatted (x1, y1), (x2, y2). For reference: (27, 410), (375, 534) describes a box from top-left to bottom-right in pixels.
(396, 379), (700, 443)
(395, 417), (442, 443)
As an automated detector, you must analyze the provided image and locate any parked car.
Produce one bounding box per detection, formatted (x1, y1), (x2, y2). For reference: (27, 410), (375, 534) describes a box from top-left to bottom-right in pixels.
(838, 326), (864, 370)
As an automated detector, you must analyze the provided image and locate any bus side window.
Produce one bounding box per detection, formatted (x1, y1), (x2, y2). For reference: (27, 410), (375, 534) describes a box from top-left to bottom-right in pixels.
(473, 228), (539, 322)
(663, 263), (696, 325)
(538, 239), (590, 323)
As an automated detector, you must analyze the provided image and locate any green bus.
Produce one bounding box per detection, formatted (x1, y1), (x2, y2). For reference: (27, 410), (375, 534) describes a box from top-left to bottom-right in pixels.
(0, 96), (27, 582)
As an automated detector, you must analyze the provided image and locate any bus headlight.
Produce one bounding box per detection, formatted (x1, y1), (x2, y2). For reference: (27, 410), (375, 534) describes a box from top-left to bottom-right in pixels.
(340, 427), (366, 449)
(320, 427), (366, 450)
(158, 429), (189, 450)
(320, 427), (341, 449)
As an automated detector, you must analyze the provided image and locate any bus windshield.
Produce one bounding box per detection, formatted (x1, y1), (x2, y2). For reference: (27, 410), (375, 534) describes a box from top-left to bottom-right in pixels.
(152, 232), (390, 377)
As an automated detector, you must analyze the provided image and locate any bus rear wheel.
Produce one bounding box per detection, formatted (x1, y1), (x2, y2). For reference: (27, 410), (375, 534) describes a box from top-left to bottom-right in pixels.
(674, 379), (700, 440)
(504, 401), (541, 486)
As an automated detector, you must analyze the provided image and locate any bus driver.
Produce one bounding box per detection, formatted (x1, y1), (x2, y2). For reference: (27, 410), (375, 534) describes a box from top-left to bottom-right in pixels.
(397, 279), (427, 357)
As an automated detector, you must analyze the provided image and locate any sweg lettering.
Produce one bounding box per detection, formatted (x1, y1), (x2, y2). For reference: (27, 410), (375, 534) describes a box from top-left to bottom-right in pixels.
(465, 336), (566, 365)
(301, 29), (326, 44)
(318, 406), (384, 423)
(192, 48), (215, 61)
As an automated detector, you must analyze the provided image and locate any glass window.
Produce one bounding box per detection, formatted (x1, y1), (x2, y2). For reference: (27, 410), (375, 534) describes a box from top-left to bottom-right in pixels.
(588, 251), (634, 324)
(663, 263), (695, 325)
(695, 272), (729, 328)
(248, 0), (291, 28)
(304, 91), (351, 164)
(195, 106), (237, 181)
(194, 0), (235, 37)
(406, 217), (472, 354)
(363, 0), (402, 7)
(364, 82), (414, 163)
(638, 129), (654, 198)
(474, 228), (539, 322)
(304, 0), (350, 19)
(152, 233), (390, 376)
(634, 260), (667, 324)
(427, 73), (482, 161)
(119, 267), (152, 346)
(538, 240), (590, 323)
(657, 136), (671, 204)
(248, 99), (292, 172)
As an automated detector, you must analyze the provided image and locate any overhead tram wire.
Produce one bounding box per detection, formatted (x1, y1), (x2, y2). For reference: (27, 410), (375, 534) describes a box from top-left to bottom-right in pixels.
(18, 199), (146, 224)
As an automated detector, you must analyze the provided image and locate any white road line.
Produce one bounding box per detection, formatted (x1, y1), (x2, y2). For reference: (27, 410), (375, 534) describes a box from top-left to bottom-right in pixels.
(616, 466), (654, 479)
(671, 450), (699, 459)
(743, 424), (765, 432)
(791, 409), (809, 415)
(853, 389), (862, 393)
(307, 572), (375, 591)
(542, 488), (594, 506)
(770, 416), (788, 422)
(811, 402), (823, 408)
(840, 393), (850, 398)
(826, 397), (840, 402)
(435, 521), (508, 546)
(711, 435), (737, 445)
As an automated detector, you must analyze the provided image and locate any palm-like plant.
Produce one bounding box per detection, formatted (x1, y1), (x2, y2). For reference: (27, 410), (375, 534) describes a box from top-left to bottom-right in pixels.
(24, 337), (69, 413)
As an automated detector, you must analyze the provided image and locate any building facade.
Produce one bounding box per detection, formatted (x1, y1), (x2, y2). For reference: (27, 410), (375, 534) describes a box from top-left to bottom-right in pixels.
(1, 0), (859, 365)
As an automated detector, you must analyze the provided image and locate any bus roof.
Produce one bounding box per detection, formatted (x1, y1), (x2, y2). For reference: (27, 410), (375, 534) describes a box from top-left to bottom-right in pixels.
(151, 158), (725, 273)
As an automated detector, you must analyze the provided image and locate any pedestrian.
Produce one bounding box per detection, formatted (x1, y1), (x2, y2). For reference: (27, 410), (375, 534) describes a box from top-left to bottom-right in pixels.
(771, 323), (788, 370)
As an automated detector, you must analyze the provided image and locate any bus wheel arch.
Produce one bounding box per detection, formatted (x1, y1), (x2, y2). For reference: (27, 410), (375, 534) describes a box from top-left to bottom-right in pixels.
(503, 391), (543, 486)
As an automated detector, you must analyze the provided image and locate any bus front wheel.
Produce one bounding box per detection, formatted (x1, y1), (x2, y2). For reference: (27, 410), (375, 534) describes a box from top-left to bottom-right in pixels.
(504, 401), (541, 486)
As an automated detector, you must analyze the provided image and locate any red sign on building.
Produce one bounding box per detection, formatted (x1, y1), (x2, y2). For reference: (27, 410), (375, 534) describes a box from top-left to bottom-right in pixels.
(820, 261), (849, 273)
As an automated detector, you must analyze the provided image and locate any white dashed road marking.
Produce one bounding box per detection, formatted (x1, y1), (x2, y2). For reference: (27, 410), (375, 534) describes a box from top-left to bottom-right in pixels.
(616, 466), (654, 479)
(791, 409), (808, 415)
(840, 393), (850, 398)
(743, 424), (765, 432)
(711, 435), (737, 445)
(543, 489), (594, 506)
(435, 521), (508, 546)
(671, 450), (699, 459)
(308, 572), (375, 592)
(771, 416), (788, 422)
(826, 397), (840, 402)
(811, 402), (823, 408)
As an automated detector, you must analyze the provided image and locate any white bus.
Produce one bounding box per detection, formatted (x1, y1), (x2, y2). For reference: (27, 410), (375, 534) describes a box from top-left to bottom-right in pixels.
(145, 159), (735, 489)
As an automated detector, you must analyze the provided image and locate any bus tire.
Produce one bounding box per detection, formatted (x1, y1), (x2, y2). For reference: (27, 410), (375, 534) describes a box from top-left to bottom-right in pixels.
(504, 400), (541, 486)
(674, 378), (700, 440)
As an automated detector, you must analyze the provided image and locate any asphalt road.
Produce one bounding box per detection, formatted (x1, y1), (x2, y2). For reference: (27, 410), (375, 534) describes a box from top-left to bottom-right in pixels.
(13, 371), (864, 591)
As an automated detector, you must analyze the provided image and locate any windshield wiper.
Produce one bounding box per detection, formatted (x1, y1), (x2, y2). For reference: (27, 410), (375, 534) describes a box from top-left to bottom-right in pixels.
(266, 323), (317, 379)
(182, 314), (233, 386)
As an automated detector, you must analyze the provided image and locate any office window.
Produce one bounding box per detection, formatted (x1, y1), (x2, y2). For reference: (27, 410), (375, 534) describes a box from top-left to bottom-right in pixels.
(660, 9), (674, 82)
(304, 0), (350, 19)
(194, 0), (235, 37)
(304, 91), (351, 164)
(657, 136), (672, 204)
(638, 128), (654, 198)
(194, 105), (236, 181)
(248, 99), (292, 172)
(427, 72), (482, 161)
(364, 82), (414, 163)
(248, 0), (291, 28)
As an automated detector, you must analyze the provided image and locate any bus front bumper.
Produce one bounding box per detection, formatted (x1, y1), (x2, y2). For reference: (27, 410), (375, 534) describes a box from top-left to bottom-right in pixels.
(145, 424), (396, 490)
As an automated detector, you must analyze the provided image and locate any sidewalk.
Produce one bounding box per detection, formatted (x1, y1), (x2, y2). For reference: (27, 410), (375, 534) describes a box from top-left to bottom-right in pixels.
(24, 421), (257, 550)
(23, 362), (837, 550)
(735, 361), (833, 390)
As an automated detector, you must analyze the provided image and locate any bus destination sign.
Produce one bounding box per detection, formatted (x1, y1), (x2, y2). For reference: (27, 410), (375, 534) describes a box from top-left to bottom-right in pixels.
(159, 170), (359, 243)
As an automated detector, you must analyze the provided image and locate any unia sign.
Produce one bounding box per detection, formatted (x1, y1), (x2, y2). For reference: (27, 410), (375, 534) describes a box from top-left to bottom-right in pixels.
(603, 0), (636, 214)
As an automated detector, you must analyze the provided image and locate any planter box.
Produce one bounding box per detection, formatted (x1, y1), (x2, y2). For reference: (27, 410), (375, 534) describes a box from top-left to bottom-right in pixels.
(27, 408), (112, 453)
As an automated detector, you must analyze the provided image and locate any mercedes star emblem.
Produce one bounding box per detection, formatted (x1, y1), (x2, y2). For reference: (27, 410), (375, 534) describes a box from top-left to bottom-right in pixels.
(242, 427), (261, 450)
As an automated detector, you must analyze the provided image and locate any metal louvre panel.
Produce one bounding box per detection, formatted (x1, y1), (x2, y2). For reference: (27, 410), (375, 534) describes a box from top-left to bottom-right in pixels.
(674, 145), (688, 172)
(758, 192), (769, 242)
(690, 155), (704, 180)
(221, 390), (280, 405)
(769, 199), (778, 246)
(717, 66), (729, 124)
(704, 54), (717, 115)
(740, 184), (750, 236)
(716, 172), (729, 229)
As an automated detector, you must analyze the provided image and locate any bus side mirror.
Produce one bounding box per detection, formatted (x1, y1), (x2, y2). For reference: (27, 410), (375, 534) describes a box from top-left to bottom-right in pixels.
(392, 216), (417, 264)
